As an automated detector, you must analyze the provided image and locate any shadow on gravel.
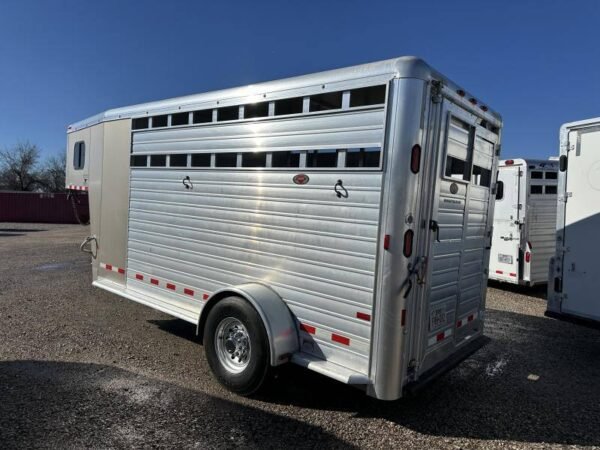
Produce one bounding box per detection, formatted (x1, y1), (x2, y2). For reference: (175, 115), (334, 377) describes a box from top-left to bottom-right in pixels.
(488, 279), (548, 300)
(148, 319), (199, 342)
(256, 308), (600, 447)
(0, 228), (46, 233)
(146, 310), (600, 446)
(0, 361), (352, 449)
(0, 233), (25, 237)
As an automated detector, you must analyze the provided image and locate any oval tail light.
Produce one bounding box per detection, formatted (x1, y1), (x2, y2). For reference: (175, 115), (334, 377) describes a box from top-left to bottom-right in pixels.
(525, 251), (531, 263)
(403, 230), (414, 257)
(410, 144), (421, 174)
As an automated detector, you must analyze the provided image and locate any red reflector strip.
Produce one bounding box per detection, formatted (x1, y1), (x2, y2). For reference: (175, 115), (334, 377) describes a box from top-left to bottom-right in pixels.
(105, 264), (113, 271)
(150, 278), (159, 285)
(166, 283), (176, 290)
(356, 312), (371, 321)
(457, 320), (463, 328)
(495, 270), (503, 274)
(118, 268), (125, 274)
(383, 234), (390, 250)
(202, 293), (209, 300)
(509, 272), (517, 277)
(184, 288), (194, 296)
(436, 332), (446, 342)
(331, 333), (350, 346)
(401, 309), (407, 326)
(300, 323), (316, 334)
(135, 274), (143, 280)
(468, 314), (474, 322)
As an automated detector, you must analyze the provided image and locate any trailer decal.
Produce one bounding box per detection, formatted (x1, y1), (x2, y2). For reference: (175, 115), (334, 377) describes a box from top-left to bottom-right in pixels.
(356, 312), (371, 322)
(300, 322), (352, 346)
(67, 184), (88, 191)
(100, 262), (126, 275)
(130, 270), (211, 300)
(300, 323), (316, 334)
(428, 328), (453, 346)
(332, 333), (350, 346)
(456, 311), (479, 328)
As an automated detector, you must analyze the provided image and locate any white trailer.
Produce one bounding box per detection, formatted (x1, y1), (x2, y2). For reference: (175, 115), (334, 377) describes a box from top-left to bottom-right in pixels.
(548, 117), (600, 325)
(489, 159), (558, 285)
(66, 57), (502, 400)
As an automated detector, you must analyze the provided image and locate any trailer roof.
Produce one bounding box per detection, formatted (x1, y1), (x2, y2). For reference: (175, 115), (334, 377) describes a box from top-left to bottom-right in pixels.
(561, 116), (600, 131)
(68, 56), (501, 132)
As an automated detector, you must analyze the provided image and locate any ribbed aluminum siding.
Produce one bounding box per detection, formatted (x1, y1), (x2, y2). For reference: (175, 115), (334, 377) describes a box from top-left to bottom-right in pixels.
(126, 109), (385, 375)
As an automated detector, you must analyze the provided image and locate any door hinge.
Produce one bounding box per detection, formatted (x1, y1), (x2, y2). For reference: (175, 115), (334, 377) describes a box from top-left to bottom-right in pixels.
(558, 192), (572, 203)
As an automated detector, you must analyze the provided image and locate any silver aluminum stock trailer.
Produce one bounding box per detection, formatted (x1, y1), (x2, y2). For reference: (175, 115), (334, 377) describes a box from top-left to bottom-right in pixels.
(489, 158), (558, 286)
(547, 118), (600, 325)
(66, 57), (502, 400)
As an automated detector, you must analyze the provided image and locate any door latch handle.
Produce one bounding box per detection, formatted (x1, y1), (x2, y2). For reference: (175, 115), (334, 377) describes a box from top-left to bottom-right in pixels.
(429, 220), (440, 242)
(334, 179), (348, 198)
(80, 235), (97, 259)
(182, 176), (193, 190)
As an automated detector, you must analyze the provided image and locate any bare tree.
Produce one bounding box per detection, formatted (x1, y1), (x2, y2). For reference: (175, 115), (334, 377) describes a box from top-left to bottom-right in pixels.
(40, 153), (66, 193)
(0, 142), (43, 191)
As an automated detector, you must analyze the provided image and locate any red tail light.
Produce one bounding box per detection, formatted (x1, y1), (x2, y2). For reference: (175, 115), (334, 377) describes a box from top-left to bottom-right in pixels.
(410, 144), (421, 174)
(403, 230), (413, 257)
(525, 252), (531, 263)
(505, 160), (514, 165)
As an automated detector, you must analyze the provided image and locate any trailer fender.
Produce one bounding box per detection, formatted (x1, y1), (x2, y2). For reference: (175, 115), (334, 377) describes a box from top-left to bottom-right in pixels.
(197, 283), (299, 366)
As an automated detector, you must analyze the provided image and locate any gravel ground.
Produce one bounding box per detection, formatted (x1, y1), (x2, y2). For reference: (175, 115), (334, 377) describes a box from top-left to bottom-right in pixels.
(1, 223), (599, 449)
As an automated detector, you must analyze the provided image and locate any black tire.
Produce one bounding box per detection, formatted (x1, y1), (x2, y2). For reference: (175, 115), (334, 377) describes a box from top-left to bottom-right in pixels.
(203, 296), (270, 396)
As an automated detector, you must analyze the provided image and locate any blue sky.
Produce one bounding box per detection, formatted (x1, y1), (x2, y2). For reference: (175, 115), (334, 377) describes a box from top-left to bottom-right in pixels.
(0, 0), (599, 160)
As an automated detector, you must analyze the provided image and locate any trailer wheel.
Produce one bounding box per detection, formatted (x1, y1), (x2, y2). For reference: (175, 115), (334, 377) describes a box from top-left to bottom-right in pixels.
(203, 296), (270, 395)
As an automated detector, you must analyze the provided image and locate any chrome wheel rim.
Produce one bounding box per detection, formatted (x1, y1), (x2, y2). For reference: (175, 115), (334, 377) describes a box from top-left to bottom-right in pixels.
(215, 317), (251, 374)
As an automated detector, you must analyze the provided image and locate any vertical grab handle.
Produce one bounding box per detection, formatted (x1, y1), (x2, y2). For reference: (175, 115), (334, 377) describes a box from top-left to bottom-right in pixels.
(429, 220), (441, 242)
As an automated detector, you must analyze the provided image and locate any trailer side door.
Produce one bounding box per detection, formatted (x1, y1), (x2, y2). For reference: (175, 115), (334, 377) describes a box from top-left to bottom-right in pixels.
(489, 164), (522, 282)
(560, 128), (600, 321)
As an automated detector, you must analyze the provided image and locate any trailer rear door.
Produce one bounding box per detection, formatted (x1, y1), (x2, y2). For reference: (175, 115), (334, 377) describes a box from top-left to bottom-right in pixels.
(419, 99), (498, 374)
(560, 128), (600, 321)
(489, 164), (522, 282)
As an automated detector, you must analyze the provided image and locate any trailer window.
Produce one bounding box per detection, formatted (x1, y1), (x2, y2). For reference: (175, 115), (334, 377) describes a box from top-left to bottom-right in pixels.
(531, 171), (543, 179)
(131, 155), (147, 167)
(193, 109), (213, 124)
(169, 154), (188, 167)
(73, 141), (85, 170)
(350, 85), (386, 107)
(545, 171), (558, 180)
(171, 112), (189, 126)
(151, 115), (168, 128)
(345, 147), (381, 168)
(191, 153), (211, 167)
(496, 180), (504, 200)
(545, 185), (557, 194)
(531, 185), (543, 194)
(445, 156), (468, 180)
(472, 165), (491, 187)
(244, 102), (269, 119)
(150, 155), (167, 167)
(306, 149), (338, 168)
(271, 151), (300, 168)
(215, 153), (237, 167)
(310, 91), (343, 112)
(132, 117), (149, 130)
(241, 152), (267, 168)
(217, 106), (239, 122)
(274, 97), (303, 116)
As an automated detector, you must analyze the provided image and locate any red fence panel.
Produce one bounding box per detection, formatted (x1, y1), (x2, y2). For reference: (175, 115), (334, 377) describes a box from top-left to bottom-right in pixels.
(0, 191), (89, 224)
